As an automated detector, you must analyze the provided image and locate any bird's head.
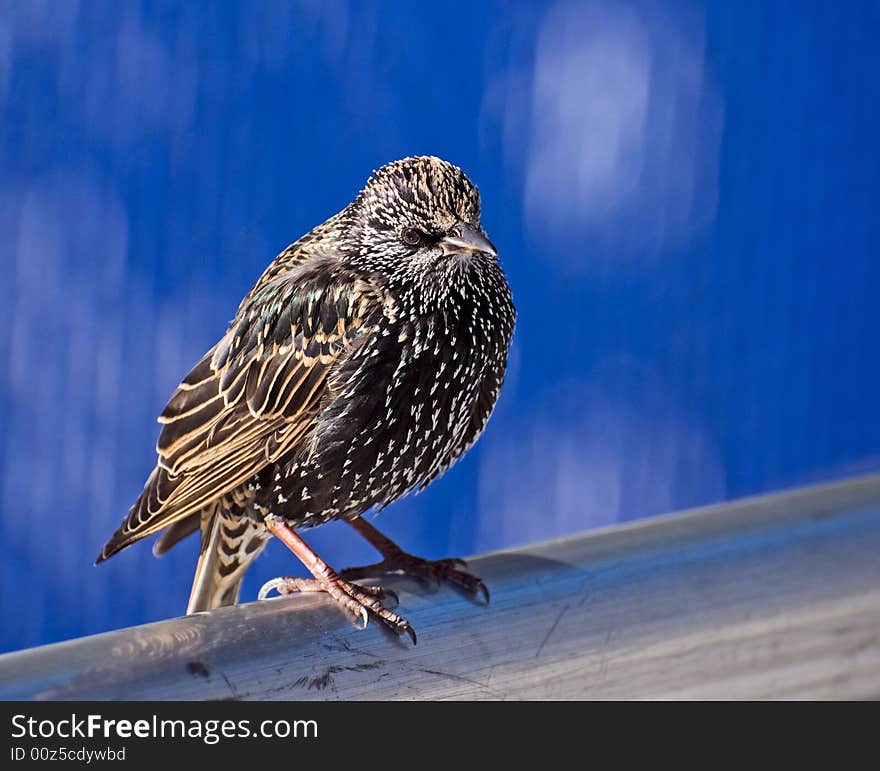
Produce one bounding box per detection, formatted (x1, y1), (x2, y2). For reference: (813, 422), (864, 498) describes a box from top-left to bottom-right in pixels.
(342, 156), (497, 290)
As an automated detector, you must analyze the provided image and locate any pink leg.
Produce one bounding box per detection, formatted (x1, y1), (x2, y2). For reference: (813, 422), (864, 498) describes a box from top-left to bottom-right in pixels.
(260, 515), (416, 644)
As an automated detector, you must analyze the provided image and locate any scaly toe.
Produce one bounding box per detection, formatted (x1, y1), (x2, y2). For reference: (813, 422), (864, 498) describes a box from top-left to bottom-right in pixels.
(260, 572), (416, 643)
(338, 581), (415, 642)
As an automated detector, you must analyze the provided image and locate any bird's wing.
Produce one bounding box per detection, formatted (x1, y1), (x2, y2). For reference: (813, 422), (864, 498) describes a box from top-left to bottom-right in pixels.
(97, 257), (385, 561)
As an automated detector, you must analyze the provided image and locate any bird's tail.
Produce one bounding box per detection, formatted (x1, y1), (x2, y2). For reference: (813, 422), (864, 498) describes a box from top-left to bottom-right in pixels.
(186, 503), (271, 614)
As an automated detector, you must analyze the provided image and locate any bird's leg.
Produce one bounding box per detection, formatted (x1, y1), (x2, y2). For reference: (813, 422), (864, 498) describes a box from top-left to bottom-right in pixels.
(259, 515), (416, 644)
(340, 517), (490, 603)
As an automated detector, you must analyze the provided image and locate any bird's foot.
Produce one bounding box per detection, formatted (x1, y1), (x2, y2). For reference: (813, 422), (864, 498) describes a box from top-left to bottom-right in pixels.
(259, 573), (417, 644)
(340, 552), (490, 603)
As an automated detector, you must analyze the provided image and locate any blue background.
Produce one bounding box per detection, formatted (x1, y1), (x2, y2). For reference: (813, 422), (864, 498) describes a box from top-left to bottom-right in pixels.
(1, 0), (878, 654)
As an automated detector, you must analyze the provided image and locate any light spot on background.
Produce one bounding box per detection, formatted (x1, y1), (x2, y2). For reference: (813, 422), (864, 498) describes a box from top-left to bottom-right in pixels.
(511, 0), (724, 271)
(5, 172), (129, 550)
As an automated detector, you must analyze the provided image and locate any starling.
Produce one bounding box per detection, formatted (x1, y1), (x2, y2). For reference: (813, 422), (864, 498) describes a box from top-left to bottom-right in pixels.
(97, 156), (516, 643)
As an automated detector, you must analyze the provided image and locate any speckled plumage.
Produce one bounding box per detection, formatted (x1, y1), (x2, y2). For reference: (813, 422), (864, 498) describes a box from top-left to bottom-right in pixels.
(98, 156), (515, 626)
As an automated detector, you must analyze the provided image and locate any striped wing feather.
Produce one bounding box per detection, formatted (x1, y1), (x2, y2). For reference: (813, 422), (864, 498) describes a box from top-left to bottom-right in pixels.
(98, 258), (382, 561)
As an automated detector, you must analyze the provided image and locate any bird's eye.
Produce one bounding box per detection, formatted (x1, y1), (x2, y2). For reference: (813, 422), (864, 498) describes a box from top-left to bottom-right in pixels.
(401, 227), (423, 247)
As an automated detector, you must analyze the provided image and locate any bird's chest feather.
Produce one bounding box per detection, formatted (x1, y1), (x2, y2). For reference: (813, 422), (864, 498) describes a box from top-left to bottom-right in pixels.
(374, 306), (491, 470)
(269, 296), (505, 524)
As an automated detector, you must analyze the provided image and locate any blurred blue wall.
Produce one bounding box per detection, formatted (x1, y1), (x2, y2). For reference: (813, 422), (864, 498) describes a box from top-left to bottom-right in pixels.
(1, 0), (878, 653)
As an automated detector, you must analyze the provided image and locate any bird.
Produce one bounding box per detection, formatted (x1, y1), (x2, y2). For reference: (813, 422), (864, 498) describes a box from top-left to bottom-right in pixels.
(97, 156), (516, 643)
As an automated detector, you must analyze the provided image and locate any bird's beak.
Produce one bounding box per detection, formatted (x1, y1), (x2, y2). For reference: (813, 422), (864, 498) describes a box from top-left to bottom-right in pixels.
(440, 222), (498, 258)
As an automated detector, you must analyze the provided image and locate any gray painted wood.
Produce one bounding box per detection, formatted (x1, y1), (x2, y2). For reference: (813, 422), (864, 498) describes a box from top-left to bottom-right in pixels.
(2, 473), (880, 700)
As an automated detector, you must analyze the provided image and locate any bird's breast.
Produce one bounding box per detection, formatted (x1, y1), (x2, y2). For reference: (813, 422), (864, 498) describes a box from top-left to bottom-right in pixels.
(266, 288), (512, 526)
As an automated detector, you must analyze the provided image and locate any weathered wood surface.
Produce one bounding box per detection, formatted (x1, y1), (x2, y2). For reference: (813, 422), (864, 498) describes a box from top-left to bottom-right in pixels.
(2, 473), (880, 700)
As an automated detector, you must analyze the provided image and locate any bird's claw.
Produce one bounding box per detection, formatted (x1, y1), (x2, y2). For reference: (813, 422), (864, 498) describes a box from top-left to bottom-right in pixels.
(258, 572), (416, 644)
(258, 576), (295, 600)
(399, 620), (417, 645)
(379, 586), (399, 608)
(339, 553), (490, 604)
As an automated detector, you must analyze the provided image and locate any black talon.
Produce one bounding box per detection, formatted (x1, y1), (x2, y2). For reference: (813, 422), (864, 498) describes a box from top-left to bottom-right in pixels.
(401, 623), (417, 645)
